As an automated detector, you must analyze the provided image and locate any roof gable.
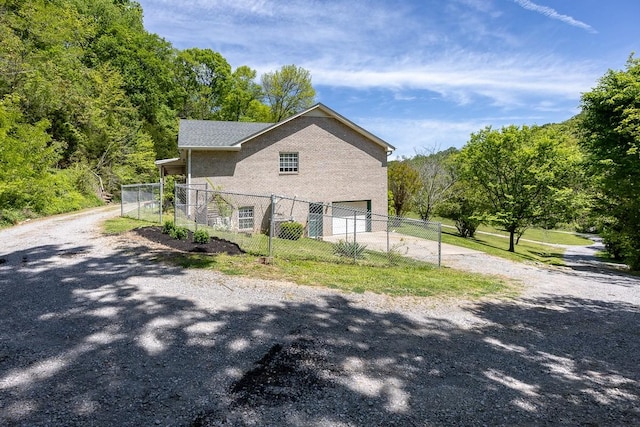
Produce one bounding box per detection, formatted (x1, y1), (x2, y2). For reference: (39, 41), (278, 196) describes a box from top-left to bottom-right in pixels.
(178, 104), (395, 152)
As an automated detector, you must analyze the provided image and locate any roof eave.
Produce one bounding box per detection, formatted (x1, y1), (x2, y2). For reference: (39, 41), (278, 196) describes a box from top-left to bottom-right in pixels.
(179, 146), (242, 151)
(154, 157), (182, 166)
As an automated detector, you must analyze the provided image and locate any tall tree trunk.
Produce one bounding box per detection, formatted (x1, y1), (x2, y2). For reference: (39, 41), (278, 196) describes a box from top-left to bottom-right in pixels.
(509, 230), (515, 252)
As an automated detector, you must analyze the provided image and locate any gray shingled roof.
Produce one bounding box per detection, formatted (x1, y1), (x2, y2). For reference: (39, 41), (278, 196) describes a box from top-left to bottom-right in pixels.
(178, 120), (272, 148)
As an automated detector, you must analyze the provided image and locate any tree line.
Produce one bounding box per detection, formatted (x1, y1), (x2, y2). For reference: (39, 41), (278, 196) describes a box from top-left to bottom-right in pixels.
(0, 0), (314, 222)
(389, 56), (640, 270)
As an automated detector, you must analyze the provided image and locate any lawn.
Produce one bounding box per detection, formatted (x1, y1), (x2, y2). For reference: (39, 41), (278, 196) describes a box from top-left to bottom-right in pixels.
(440, 230), (567, 265)
(172, 253), (515, 299)
(428, 215), (593, 246)
(104, 217), (514, 299)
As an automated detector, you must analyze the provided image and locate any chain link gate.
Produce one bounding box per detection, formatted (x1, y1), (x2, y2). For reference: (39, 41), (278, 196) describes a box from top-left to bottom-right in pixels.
(121, 182), (163, 223)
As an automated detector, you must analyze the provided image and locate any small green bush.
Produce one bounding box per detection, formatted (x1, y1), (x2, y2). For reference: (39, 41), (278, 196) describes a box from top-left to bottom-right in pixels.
(162, 220), (176, 234)
(193, 229), (210, 244)
(333, 240), (367, 259)
(169, 226), (189, 240)
(279, 221), (304, 240)
(0, 209), (26, 226)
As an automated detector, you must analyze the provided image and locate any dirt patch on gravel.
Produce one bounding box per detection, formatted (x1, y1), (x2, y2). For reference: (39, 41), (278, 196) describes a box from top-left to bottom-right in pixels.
(133, 226), (244, 255)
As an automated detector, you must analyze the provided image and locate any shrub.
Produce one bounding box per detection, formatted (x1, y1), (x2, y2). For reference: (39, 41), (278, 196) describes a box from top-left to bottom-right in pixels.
(333, 240), (367, 259)
(169, 226), (189, 240)
(162, 220), (176, 234)
(455, 217), (480, 238)
(0, 209), (26, 226)
(193, 229), (210, 244)
(278, 221), (303, 240)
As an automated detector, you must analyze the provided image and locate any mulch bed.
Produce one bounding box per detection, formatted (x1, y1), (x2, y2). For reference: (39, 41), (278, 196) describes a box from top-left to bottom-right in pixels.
(133, 226), (244, 255)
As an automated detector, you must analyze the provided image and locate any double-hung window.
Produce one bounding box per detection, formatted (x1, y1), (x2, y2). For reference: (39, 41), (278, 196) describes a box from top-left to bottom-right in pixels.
(279, 152), (298, 173)
(238, 207), (254, 230)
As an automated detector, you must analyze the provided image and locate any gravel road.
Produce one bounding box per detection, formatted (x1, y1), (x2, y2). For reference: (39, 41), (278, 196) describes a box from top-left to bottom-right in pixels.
(1, 207), (639, 426)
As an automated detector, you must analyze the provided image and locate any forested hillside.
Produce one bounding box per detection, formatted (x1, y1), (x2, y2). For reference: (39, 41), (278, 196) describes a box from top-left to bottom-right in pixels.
(0, 0), (313, 223)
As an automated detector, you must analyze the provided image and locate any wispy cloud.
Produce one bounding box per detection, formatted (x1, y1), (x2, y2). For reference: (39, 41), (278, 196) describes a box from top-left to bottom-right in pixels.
(360, 115), (549, 158)
(513, 0), (597, 33)
(307, 53), (596, 108)
(140, 0), (599, 110)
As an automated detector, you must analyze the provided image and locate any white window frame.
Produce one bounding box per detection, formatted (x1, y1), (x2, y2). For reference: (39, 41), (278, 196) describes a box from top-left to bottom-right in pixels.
(238, 206), (254, 230)
(279, 152), (299, 173)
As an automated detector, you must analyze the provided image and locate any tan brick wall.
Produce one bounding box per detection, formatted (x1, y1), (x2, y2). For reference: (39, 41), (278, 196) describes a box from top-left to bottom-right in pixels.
(190, 116), (389, 233)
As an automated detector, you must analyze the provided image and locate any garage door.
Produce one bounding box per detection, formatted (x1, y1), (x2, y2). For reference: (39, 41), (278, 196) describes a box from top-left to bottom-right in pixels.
(332, 201), (368, 235)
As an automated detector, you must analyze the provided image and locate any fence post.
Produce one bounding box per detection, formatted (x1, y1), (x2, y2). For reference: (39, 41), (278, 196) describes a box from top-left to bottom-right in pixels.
(137, 186), (141, 219)
(159, 180), (163, 225)
(174, 185), (177, 225)
(269, 194), (275, 257)
(120, 185), (124, 217)
(387, 216), (390, 257)
(438, 222), (442, 267)
(353, 210), (357, 263)
(344, 217), (348, 241)
(195, 189), (199, 231)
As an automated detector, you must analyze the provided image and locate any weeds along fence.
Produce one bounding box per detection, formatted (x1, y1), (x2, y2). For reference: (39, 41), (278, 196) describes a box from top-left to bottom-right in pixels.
(121, 183), (163, 223)
(174, 184), (441, 266)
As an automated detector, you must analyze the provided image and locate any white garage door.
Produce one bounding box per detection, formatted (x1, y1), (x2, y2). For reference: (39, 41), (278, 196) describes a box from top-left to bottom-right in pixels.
(332, 201), (368, 235)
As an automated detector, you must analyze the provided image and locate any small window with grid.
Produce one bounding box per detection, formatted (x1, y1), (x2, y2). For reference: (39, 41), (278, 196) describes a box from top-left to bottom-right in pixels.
(238, 206), (254, 230)
(279, 152), (298, 173)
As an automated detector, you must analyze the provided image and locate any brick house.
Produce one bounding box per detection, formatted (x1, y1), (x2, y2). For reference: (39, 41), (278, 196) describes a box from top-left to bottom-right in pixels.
(156, 103), (395, 236)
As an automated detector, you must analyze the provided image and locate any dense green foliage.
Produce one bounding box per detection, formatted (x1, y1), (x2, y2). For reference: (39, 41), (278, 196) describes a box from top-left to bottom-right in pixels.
(0, 0), (313, 222)
(580, 56), (640, 269)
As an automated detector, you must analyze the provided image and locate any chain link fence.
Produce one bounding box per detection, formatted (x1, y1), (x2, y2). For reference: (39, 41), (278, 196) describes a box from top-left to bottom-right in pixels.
(121, 183), (163, 223)
(173, 184), (441, 266)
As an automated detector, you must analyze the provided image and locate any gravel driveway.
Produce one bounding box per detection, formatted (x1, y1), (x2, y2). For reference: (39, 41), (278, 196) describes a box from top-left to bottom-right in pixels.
(1, 207), (639, 426)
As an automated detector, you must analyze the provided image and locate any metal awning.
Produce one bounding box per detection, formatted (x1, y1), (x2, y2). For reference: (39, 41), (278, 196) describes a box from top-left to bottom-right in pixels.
(155, 158), (186, 177)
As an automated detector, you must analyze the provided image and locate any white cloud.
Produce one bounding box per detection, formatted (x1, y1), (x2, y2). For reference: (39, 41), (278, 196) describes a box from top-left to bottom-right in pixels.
(306, 54), (597, 109)
(139, 0), (600, 110)
(513, 0), (597, 33)
(357, 106), (566, 158)
(359, 116), (540, 158)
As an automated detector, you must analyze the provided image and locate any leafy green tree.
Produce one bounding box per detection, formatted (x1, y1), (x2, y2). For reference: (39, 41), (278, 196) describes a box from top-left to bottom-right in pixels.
(261, 65), (315, 122)
(580, 55), (640, 269)
(173, 48), (232, 120)
(458, 125), (581, 252)
(388, 161), (421, 217)
(218, 66), (265, 121)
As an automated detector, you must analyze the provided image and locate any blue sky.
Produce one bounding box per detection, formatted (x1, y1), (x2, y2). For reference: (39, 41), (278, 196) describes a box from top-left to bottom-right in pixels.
(137, 0), (639, 158)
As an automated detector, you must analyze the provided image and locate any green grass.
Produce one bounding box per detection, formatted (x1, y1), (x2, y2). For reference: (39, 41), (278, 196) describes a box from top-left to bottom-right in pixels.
(170, 253), (515, 299)
(394, 219), (567, 265)
(102, 217), (158, 234)
(428, 216), (592, 246)
(440, 230), (566, 265)
(103, 216), (514, 300)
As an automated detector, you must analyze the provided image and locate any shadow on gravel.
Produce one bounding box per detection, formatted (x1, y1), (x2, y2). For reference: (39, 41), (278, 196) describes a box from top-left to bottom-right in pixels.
(1, 242), (639, 426)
